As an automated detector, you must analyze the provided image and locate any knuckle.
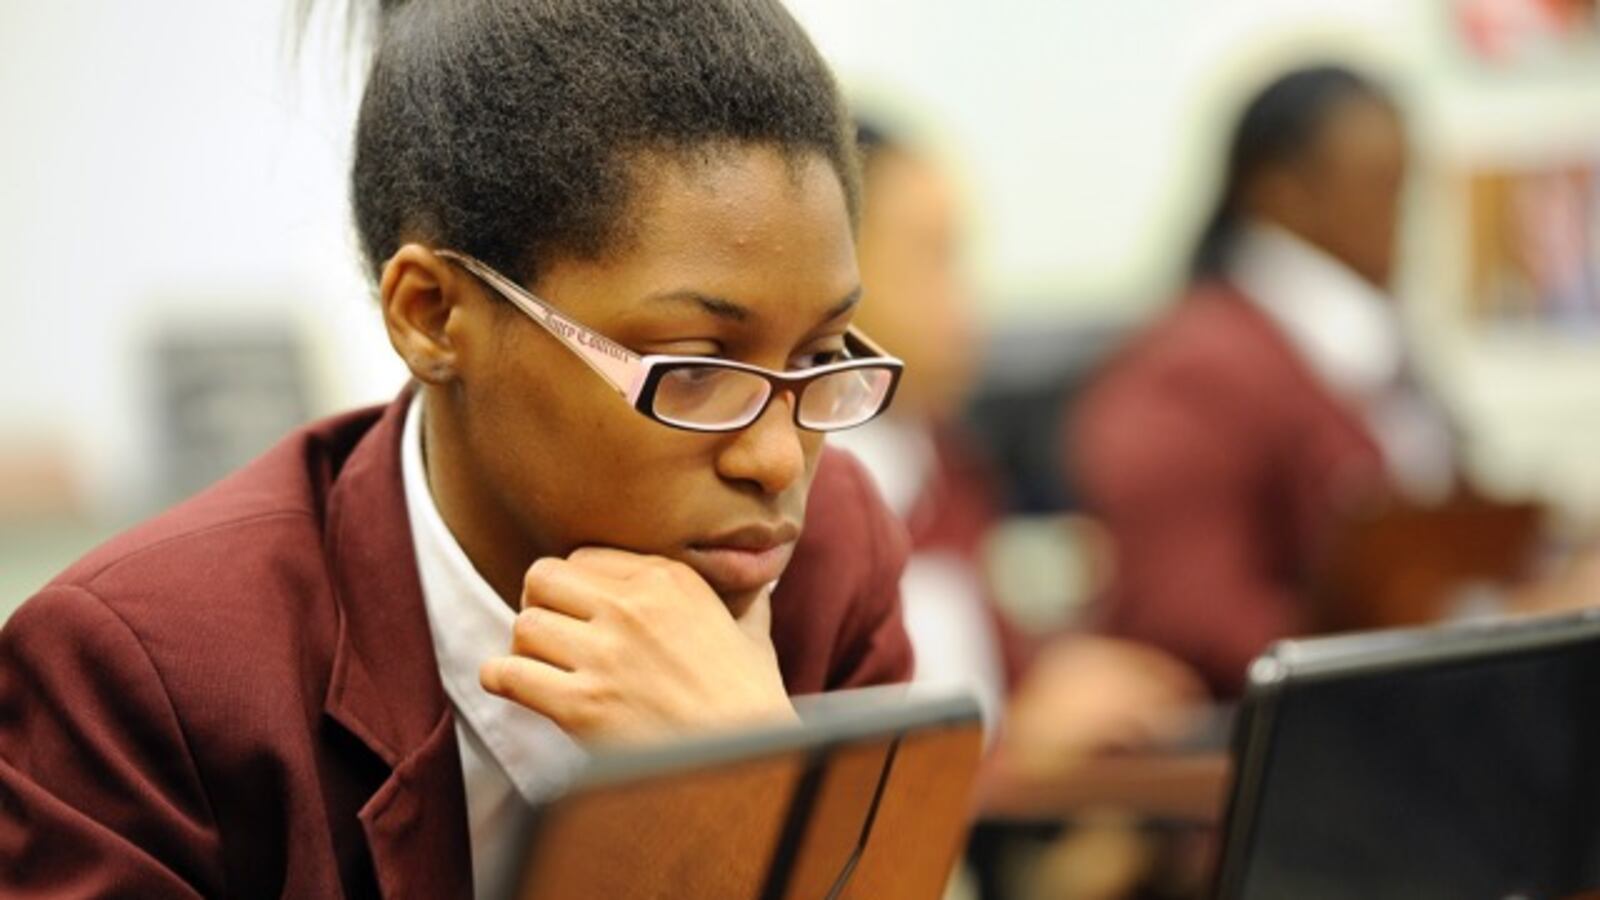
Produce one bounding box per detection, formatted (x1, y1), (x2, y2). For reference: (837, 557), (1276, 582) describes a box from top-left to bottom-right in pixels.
(661, 558), (696, 581)
(588, 631), (621, 670)
(488, 657), (522, 696)
(608, 597), (651, 634)
(640, 559), (687, 594)
(581, 674), (616, 708)
(523, 556), (563, 593)
(663, 559), (710, 593)
(564, 679), (608, 728)
(563, 701), (598, 733)
(511, 608), (541, 651)
(479, 658), (504, 693)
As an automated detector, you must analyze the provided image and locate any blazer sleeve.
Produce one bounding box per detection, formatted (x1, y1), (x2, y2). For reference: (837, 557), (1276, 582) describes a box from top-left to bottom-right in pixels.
(825, 453), (916, 689)
(1, 585), (222, 898)
(1074, 386), (1302, 697)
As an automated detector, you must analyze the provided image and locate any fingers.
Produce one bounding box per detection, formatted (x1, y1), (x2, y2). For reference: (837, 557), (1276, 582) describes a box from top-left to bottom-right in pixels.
(567, 546), (711, 600)
(521, 556), (605, 618)
(565, 546), (652, 577)
(480, 654), (575, 720)
(511, 606), (587, 672)
(481, 654), (626, 736)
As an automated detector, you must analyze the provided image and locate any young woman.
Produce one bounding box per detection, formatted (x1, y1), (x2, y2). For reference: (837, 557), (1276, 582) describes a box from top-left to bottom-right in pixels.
(0, 2), (913, 896)
(1069, 65), (1453, 697)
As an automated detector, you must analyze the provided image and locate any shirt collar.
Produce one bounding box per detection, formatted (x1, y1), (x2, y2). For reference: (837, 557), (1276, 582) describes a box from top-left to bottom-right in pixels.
(400, 392), (586, 802)
(1228, 219), (1405, 402)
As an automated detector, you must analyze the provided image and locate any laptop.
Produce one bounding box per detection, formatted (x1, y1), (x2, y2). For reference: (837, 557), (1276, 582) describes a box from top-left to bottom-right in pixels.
(1216, 609), (1600, 900)
(499, 687), (984, 900)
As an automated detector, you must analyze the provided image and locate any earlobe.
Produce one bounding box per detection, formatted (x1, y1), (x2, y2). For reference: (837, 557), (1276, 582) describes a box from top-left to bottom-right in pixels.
(381, 243), (463, 385)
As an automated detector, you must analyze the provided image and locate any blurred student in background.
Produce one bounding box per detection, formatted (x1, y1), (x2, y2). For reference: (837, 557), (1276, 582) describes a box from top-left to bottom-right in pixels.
(829, 121), (1016, 727)
(838, 115), (1212, 900)
(834, 119), (1203, 753)
(1069, 65), (1458, 697)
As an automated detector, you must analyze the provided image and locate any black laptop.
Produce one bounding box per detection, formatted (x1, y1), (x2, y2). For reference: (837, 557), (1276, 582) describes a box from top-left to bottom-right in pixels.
(1216, 609), (1600, 900)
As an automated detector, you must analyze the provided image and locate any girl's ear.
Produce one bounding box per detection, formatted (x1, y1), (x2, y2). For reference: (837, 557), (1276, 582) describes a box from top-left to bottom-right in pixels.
(380, 243), (470, 385)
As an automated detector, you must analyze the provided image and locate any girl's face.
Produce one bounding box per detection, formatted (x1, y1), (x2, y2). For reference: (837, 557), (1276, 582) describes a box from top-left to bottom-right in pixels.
(412, 145), (860, 613)
(853, 150), (976, 422)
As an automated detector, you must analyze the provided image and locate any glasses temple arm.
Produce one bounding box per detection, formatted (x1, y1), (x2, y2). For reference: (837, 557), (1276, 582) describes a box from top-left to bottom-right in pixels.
(844, 325), (899, 363)
(435, 250), (645, 399)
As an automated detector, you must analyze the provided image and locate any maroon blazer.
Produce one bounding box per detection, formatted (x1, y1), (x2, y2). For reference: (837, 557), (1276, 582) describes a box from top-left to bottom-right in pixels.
(0, 393), (913, 898)
(1068, 284), (1388, 697)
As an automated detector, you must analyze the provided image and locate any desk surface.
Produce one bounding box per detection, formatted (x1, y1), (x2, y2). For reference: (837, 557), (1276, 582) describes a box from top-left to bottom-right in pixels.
(977, 750), (1232, 825)
(977, 702), (1236, 826)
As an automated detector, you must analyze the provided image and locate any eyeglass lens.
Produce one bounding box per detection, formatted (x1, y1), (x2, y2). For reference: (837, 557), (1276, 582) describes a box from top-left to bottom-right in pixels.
(797, 368), (895, 429)
(652, 366), (894, 431)
(654, 368), (771, 430)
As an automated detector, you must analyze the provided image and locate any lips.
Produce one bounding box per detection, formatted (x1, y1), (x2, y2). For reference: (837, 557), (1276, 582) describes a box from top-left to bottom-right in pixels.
(684, 521), (801, 596)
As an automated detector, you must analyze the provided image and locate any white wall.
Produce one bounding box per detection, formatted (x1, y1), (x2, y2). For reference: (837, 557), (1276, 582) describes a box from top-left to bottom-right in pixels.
(0, 1), (401, 515)
(789, 0), (1423, 316)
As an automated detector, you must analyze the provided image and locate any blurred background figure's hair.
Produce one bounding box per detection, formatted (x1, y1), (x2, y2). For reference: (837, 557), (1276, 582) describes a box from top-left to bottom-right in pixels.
(1190, 64), (1393, 278)
(854, 117), (903, 168)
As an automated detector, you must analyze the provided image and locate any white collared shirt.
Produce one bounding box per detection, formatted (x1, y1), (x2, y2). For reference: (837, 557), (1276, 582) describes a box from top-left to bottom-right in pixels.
(400, 393), (588, 900)
(1229, 221), (1455, 501)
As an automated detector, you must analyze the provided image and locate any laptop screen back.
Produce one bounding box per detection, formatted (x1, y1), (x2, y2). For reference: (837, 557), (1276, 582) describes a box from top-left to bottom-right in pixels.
(1218, 612), (1600, 900)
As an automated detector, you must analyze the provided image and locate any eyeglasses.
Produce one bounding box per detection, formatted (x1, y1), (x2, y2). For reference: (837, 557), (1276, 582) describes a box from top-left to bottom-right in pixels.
(434, 249), (903, 433)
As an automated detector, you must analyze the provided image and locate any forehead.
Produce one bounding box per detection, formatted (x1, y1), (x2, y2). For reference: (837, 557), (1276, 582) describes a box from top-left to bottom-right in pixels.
(537, 145), (859, 326)
(629, 146), (856, 284)
(862, 153), (957, 227)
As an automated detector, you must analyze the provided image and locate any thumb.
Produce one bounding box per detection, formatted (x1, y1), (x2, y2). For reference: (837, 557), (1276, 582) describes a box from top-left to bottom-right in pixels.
(735, 581), (775, 643)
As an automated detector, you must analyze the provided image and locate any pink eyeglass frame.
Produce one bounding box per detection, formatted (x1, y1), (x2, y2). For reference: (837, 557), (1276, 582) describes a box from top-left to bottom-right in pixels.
(434, 249), (904, 433)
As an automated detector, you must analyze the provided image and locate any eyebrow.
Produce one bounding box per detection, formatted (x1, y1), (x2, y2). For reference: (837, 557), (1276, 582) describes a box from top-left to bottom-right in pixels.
(645, 286), (863, 327)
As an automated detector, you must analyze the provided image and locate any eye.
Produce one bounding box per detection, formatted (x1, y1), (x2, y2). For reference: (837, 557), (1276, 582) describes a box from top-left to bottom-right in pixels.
(674, 365), (723, 385)
(792, 346), (846, 370)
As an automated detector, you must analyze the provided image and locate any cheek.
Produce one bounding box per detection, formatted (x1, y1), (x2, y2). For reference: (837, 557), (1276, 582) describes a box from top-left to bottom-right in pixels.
(1349, 190), (1401, 258)
(467, 348), (706, 545)
(1315, 183), (1391, 259)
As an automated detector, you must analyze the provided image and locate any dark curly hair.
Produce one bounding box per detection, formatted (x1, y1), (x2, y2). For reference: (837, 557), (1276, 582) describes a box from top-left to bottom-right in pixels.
(336, 0), (860, 285)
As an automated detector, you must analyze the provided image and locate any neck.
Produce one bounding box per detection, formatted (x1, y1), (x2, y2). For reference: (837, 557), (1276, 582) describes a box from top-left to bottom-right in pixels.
(1253, 215), (1387, 292)
(420, 388), (540, 611)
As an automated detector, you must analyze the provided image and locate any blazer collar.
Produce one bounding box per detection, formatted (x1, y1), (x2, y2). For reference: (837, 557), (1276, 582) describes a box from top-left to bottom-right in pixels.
(321, 385), (473, 898)
(1203, 284), (1384, 462)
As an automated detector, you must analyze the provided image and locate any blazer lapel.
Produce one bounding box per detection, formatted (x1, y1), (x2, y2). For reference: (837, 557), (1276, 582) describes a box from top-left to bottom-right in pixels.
(322, 389), (474, 899)
(359, 710), (473, 900)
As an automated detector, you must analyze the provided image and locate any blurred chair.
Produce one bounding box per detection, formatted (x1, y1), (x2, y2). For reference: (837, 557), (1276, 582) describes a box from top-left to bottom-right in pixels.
(1310, 488), (1545, 632)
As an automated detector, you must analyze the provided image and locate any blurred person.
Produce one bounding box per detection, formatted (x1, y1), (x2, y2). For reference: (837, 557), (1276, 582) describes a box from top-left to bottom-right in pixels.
(829, 121), (1013, 726)
(834, 120), (1205, 750)
(834, 119), (1210, 900)
(1069, 64), (1459, 698)
(0, 3), (918, 896)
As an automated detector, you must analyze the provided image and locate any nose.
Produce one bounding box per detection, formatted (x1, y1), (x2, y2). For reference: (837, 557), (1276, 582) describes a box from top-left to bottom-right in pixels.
(714, 390), (808, 496)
